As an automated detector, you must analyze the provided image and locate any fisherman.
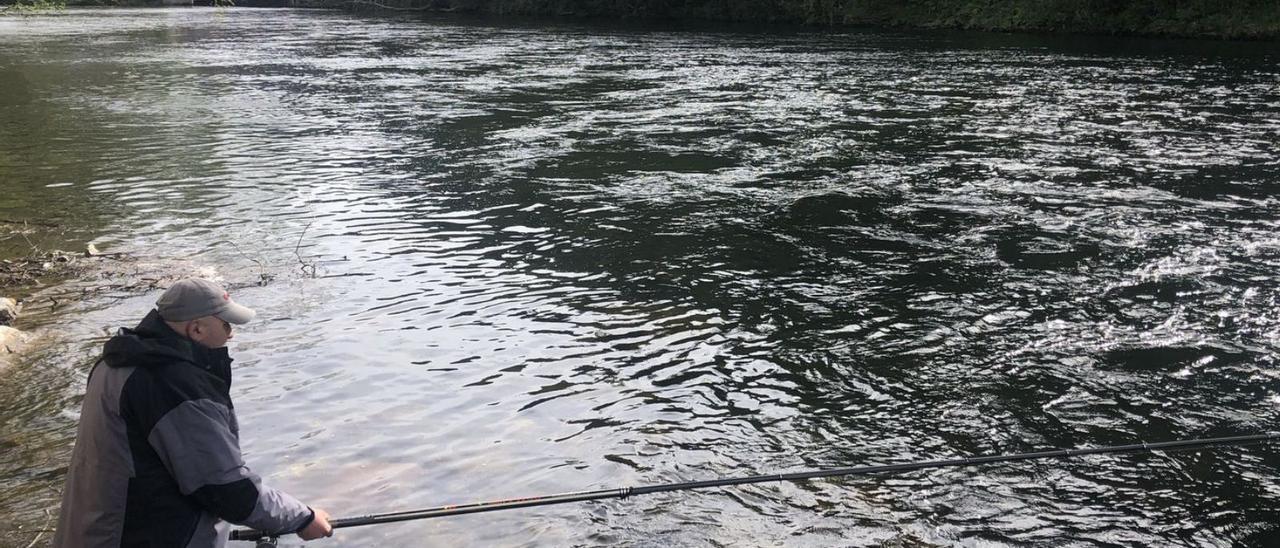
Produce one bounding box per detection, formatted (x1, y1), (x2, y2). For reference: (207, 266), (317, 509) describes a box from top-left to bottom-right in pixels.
(53, 278), (333, 547)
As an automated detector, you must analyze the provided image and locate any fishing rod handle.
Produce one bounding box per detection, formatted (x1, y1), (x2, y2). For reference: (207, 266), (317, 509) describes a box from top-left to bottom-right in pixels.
(229, 529), (267, 542)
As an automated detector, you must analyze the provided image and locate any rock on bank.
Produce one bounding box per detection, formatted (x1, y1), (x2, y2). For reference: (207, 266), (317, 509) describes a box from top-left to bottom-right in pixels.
(0, 298), (25, 364)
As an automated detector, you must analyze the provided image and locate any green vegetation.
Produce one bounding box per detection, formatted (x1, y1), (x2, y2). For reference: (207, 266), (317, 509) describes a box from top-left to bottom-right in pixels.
(5, 0), (1273, 38)
(342, 0), (1280, 39)
(3, 0), (185, 9)
(0, 0), (67, 14)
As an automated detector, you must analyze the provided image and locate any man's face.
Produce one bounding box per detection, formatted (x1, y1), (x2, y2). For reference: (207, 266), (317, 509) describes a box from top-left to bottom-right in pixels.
(188, 316), (233, 349)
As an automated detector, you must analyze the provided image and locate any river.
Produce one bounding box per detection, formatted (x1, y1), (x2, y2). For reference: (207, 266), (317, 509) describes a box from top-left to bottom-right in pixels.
(2, 7), (1280, 547)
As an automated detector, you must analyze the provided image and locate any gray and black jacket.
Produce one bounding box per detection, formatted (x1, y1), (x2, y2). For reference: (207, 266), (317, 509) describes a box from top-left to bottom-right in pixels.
(54, 310), (314, 548)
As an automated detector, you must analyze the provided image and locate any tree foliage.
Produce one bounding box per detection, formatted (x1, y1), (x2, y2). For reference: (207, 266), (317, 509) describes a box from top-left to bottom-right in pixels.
(1, 0), (68, 14)
(344, 0), (1280, 39)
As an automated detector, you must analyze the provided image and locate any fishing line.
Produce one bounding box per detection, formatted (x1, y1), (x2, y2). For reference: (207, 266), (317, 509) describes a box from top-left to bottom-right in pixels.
(231, 432), (1279, 543)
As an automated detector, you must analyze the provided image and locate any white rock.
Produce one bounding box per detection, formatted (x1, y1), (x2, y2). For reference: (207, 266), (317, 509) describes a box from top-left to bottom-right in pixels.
(0, 325), (26, 354)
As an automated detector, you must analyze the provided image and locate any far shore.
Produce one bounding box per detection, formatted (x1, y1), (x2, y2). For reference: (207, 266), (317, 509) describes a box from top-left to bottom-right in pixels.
(6, 1), (1279, 41)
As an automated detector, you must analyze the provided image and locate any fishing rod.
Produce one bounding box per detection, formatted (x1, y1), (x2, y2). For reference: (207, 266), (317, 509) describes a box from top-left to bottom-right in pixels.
(230, 432), (1280, 543)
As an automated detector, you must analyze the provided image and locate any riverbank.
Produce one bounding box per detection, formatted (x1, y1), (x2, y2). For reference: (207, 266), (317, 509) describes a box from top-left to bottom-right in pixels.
(309, 0), (1280, 40)
(0, 222), (217, 371)
(12, 0), (1277, 39)
(0, 240), (92, 370)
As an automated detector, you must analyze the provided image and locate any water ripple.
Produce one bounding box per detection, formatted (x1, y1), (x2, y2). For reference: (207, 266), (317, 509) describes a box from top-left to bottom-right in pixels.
(2, 8), (1280, 547)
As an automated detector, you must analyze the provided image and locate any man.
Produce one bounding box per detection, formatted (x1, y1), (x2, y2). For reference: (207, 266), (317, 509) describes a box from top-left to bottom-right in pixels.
(54, 278), (333, 547)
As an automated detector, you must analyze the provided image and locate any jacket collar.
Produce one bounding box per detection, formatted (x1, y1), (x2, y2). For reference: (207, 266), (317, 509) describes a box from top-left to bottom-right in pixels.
(103, 310), (233, 380)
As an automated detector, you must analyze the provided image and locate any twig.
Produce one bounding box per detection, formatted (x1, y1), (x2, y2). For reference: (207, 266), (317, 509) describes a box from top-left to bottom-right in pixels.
(18, 222), (40, 258)
(23, 508), (55, 548)
(0, 218), (59, 228)
(215, 239), (270, 282)
(292, 221), (312, 262)
(294, 221), (317, 278)
(29, 224), (69, 257)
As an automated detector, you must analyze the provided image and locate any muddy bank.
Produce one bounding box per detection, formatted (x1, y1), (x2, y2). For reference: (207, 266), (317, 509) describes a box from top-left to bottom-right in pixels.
(0, 241), (235, 371)
(0, 219), (97, 298)
(0, 250), (88, 370)
(1, 250), (87, 295)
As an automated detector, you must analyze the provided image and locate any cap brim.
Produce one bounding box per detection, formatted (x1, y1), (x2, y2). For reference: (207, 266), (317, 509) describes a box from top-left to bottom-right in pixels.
(215, 301), (256, 325)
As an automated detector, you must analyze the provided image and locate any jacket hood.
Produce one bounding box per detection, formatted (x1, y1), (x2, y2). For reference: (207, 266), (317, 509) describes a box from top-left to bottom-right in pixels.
(102, 309), (232, 373)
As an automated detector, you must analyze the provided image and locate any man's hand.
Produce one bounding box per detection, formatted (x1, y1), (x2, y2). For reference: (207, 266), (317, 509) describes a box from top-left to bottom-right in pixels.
(298, 508), (334, 541)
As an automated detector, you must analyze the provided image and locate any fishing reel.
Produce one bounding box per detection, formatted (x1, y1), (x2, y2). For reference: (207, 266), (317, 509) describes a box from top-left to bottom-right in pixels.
(228, 527), (279, 546)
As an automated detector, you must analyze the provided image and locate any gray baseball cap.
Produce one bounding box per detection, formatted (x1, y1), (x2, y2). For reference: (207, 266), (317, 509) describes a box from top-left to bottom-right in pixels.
(156, 278), (256, 324)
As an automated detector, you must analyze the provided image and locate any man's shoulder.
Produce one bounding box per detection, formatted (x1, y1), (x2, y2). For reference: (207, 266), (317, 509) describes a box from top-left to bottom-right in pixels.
(121, 359), (232, 414)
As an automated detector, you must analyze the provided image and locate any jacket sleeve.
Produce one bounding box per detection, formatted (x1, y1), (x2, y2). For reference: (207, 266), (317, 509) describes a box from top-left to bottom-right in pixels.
(146, 398), (315, 535)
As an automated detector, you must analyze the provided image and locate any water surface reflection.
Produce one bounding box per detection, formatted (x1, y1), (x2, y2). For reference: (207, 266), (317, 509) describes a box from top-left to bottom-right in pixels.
(2, 8), (1279, 547)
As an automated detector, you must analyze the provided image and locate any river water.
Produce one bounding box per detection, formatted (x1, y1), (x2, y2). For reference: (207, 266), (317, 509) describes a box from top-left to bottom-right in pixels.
(2, 8), (1280, 547)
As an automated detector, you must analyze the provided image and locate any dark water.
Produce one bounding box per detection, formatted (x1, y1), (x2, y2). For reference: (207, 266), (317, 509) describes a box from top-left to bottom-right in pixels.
(2, 8), (1280, 547)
